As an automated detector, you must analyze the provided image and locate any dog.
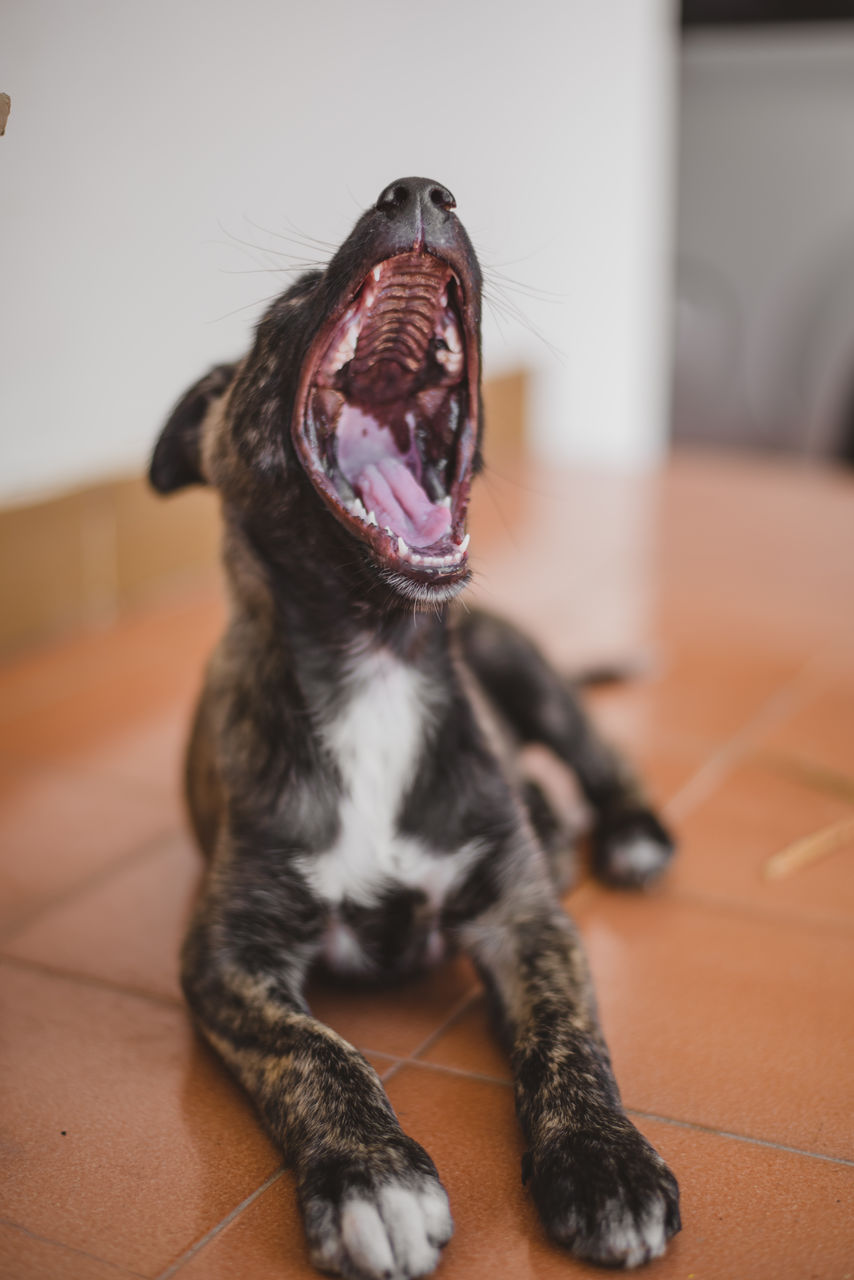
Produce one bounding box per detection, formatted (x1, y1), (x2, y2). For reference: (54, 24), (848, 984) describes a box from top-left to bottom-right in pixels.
(150, 177), (681, 1278)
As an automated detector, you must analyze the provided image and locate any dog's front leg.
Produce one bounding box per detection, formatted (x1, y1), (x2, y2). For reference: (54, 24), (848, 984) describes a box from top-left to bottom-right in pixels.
(460, 882), (680, 1269)
(181, 907), (453, 1280)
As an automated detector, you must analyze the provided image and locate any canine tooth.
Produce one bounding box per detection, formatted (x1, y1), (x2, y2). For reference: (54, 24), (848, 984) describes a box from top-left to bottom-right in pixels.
(444, 321), (462, 354)
(366, 509), (377, 526)
(439, 495), (451, 509)
(458, 533), (470, 552)
(435, 345), (464, 375)
(372, 265), (381, 282)
(397, 536), (409, 557)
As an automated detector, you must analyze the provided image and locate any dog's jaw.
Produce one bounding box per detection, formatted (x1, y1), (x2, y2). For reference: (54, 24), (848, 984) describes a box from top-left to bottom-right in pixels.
(293, 249), (478, 605)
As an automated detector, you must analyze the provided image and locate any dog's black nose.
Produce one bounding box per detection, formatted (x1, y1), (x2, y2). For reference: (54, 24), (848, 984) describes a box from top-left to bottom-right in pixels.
(376, 177), (456, 220)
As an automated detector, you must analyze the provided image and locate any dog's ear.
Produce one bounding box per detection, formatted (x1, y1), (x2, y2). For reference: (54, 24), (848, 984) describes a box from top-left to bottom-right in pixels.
(149, 362), (237, 493)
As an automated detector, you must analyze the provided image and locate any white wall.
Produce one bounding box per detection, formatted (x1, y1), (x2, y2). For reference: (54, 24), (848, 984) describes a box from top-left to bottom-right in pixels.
(0, 0), (675, 505)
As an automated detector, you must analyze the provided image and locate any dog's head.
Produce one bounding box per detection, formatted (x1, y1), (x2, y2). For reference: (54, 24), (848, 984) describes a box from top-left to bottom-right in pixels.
(150, 178), (483, 610)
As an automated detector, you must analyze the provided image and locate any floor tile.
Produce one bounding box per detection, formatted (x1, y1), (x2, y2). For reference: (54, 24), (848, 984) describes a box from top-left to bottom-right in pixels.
(307, 956), (480, 1060)
(416, 994), (511, 1082)
(163, 1171), (311, 1280)
(67, 704), (190, 795)
(124, 1063), (854, 1280)
(572, 893), (854, 1160)
(586, 642), (801, 754)
(0, 590), (222, 768)
(762, 678), (854, 782)
(0, 963), (279, 1276)
(0, 833), (200, 1000)
(0, 759), (180, 936)
(422, 893), (854, 1161)
(0, 1223), (145, 1280)
(669, 757), (854, 927)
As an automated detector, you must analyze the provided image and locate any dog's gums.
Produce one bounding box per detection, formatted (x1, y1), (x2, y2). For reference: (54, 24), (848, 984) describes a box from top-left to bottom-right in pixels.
(295, 251), (476, 584)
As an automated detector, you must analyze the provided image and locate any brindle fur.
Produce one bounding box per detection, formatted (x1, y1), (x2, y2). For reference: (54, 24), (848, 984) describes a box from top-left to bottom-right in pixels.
(150, 179), (680, 1278)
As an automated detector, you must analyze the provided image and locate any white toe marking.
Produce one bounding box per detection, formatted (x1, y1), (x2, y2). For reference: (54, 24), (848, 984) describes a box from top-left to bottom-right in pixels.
(417, 1180), (454, 1245)
(639, 1204), (668, 1259)
(379, 1185), (438, 1275)
(340, 1197), (395, 1277)
(600, 1196), (669, 1269)
(608, 837), (667, 878)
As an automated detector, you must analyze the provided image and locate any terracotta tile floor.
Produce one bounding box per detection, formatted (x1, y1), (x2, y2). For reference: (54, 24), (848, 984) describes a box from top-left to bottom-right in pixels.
(2, 451), (854, 1279)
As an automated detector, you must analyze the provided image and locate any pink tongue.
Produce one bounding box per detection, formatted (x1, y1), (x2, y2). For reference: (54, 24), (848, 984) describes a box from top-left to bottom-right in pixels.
(359, 457), (451, 548)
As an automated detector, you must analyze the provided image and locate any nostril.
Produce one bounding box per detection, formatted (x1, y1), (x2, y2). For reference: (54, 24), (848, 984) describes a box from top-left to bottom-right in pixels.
(429, 185), (456, 212)
(376, 182), (410, 215)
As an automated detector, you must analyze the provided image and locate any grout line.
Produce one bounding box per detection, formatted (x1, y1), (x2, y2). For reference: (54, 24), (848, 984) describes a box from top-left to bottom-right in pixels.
(154, 1168), (286, 1280)
(665, 660), (826, 823)
(0, 952), (184, 1010)
(381, 988), (483, 1085)
(393, 1056), (512, 1089)
(0, 825), (183, 947)
(0, 1217), (148, 1279)
(625, 1108), (854, 1169)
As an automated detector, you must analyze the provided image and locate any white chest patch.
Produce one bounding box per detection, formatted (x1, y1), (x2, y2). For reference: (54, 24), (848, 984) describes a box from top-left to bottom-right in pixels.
(305, 650), (430, 905)
(301, 648), (478, 914)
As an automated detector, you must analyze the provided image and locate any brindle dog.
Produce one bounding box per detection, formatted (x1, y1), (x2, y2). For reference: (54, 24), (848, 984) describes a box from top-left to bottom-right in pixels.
(150, 178), (680, 1278)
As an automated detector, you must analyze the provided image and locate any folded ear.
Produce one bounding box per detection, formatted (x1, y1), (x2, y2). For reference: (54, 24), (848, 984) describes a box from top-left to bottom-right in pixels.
(149, 362), (237, 493)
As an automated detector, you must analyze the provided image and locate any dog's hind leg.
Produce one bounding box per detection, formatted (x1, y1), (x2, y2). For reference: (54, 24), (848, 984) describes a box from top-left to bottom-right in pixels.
(457, 610), (674, 887)
(181, 872), (453, 1280)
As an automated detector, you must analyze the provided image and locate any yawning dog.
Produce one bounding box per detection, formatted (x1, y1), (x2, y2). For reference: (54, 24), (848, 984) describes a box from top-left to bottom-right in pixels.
(150, 177), (681, 1277)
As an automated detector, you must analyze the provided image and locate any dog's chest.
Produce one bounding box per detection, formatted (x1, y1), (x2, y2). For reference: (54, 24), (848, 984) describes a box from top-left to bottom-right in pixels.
(302, 650), (464, 974)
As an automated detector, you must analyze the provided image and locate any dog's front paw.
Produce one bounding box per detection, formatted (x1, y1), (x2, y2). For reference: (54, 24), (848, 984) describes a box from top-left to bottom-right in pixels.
(299, 1137), (453, 1280)
(527, 1118), (680, 1269)
(592, 805), (675, 890)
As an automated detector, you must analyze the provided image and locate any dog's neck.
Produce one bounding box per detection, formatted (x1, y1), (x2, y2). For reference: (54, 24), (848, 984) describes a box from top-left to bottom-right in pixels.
(221, 513), (454, 710)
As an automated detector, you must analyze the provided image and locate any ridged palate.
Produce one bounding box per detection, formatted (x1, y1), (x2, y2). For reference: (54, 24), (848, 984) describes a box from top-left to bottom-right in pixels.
(348, 262), (451, 386)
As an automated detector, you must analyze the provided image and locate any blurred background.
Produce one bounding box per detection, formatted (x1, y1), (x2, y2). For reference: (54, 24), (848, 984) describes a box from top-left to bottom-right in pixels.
(2, 1), (854, 651)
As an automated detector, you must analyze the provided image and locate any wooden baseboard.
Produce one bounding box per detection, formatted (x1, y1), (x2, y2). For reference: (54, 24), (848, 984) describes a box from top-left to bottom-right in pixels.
(0, 370), (527, 656)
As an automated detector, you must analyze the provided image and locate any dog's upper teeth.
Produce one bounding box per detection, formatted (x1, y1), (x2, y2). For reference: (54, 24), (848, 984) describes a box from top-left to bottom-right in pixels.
(397, 536), (409, 557)
(329, 314), (360, 372)
(372, 265), (381, 282)
(444, 319), (462, 354)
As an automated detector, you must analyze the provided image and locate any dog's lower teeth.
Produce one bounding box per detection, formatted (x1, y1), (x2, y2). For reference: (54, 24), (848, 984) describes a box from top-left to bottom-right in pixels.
(366, 509), (377, 526)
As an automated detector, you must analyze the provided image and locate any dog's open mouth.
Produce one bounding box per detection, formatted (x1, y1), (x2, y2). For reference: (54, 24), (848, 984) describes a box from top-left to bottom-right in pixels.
(294, 251), (477, 582)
